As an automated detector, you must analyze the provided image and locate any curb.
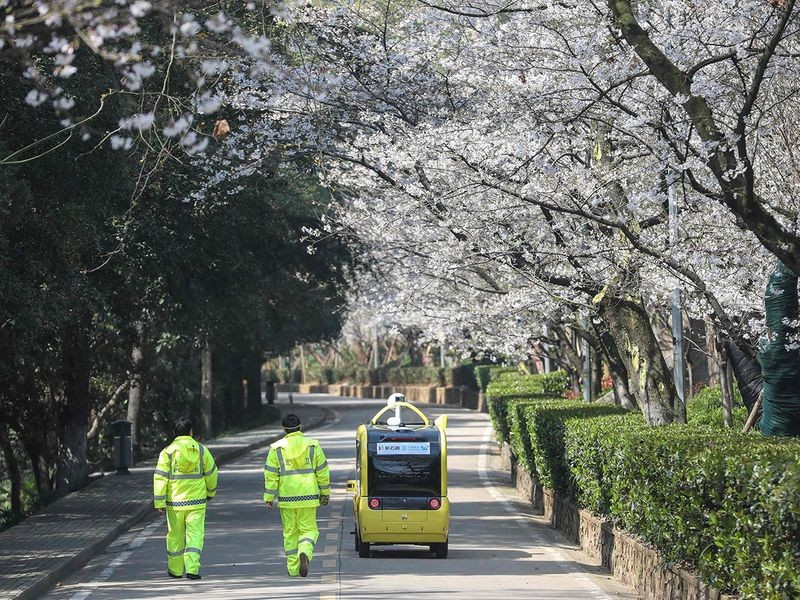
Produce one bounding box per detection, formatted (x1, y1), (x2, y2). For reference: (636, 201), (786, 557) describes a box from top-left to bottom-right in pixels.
(11, 406), (330, 600)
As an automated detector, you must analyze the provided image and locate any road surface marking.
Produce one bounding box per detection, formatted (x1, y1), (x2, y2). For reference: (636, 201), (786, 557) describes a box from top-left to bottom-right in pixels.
(325, 533), (338, 541)
(320, 573), (337, 584)
(478, 425), (613, 600)
(67, 519), (162, 600)
(322, 559), (336, 568)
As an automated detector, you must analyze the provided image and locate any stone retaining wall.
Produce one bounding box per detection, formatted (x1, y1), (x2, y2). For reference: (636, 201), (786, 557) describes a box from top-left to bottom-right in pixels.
(501, 443), (734, 600)
(275, 383), (486, 411)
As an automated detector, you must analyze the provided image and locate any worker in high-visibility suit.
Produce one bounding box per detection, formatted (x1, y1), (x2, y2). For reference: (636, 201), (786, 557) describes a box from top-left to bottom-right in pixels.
(264, 413), (330, 577)
(153, 416), (218, 580)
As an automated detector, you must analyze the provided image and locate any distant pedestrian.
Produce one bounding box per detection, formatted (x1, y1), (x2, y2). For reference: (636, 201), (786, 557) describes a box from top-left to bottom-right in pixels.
(153, 416), (218, 580)
(264, 413), (331, 577)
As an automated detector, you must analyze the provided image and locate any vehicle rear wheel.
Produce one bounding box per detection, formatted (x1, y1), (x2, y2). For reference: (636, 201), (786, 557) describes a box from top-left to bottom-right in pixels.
(354, 530), (360, 552)
(433, 539), (448, 559)
(357, 539), (371, 558)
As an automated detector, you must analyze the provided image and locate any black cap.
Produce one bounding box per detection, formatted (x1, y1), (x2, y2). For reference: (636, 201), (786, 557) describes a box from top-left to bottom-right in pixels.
(282, 413), (301, 432)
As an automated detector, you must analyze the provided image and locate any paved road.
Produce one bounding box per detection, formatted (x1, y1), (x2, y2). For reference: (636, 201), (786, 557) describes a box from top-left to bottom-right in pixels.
(42, 397), (637, 600)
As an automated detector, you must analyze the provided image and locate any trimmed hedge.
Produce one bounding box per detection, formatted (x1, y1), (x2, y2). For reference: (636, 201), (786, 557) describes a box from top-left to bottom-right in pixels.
(486, 370), (570, 445)
(476, 365), (521, 391)
(488, 375), (800, 599)
(538, 370), (570, 395)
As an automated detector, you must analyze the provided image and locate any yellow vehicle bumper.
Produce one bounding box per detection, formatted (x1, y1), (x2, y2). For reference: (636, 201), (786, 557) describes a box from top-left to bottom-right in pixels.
(355, 499), (449, 544)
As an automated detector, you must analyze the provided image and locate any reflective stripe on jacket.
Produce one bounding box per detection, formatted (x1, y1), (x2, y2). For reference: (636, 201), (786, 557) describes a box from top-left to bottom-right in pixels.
(154, 436), (218, 511)
(263, 431), (330, 508)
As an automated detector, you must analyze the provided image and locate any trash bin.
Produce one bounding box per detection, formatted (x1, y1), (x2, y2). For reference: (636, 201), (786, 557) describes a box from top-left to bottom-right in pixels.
(110, 420), (133, 474)
(265, 380), (276, 405)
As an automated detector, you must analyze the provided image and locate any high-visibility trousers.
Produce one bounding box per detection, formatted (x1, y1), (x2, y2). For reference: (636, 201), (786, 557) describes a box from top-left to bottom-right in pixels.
(279, 506), (318, 576)
(166, 507), (206, 575)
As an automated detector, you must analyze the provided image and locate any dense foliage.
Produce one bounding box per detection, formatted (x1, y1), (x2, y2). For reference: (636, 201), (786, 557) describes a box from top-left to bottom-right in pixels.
(0, 44), (353, 527)
(687, 385), (748, 429)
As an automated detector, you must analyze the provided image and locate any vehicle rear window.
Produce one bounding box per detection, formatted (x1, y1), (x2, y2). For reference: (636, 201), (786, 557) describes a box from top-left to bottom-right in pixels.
(368, 453), (441, 496)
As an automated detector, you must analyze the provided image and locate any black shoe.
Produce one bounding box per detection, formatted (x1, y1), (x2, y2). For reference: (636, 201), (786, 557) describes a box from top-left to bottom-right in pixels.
(186, 573), (201, 580)
(167, 571), (182, 579)
(299, 553), (309, 577)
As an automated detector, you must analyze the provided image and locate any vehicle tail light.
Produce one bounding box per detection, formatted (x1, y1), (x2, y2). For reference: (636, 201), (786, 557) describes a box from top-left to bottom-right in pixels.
(428, 498), (441, 510)
(368, 497), (381, 509)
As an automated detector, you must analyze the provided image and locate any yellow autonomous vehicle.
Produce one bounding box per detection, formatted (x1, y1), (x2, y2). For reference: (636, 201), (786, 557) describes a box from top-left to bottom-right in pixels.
(347, 394), (449, 558)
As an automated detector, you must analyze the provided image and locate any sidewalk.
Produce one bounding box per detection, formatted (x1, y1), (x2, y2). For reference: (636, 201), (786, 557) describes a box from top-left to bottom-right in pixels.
(0, 403), (328, 600)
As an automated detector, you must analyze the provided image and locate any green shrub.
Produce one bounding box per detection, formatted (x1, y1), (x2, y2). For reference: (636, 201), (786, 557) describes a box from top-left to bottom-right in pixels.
(488, 393), (800, 599)
(687, 385), (748, 429)
(486, 375), (546, 444)
(475, 365), (492, 391)
(538, 370), (570, 395)
(489, 365), (521, 381)
(375, 367), (444, 386)
(486, 371), (570, 444)
(507, 397), (564, 475)
(525, 402), (630, 496)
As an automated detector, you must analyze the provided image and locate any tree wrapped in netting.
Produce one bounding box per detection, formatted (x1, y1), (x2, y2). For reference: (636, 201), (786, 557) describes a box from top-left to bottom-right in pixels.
(759, 262), (800, 436)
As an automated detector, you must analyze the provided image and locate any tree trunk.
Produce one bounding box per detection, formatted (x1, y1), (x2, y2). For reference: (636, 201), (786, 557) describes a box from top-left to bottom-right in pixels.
(704, 315), (722, 387)
(0, 423), (22, 515)
(201, 340), (213, 438)
(593, 323), (638, 410)
(88, 381), (128, 440)
(219, 350), (244, 429)
(721, 353), (734, 429)
(724, 340), (763, 414)
(595, 295), (679, 424)
(554, 326), (583, 394)
(126, 322), (146, 455)
(55, 319), (91, 496)
(592, 352), (603, 398)
(246, 350), (263, 421)
(22, 431), (53, 500)
(759, 261), (800, 436)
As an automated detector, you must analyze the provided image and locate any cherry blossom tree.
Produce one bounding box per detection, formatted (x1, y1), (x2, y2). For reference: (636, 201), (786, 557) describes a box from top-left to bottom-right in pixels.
(260, 0), (797, 424)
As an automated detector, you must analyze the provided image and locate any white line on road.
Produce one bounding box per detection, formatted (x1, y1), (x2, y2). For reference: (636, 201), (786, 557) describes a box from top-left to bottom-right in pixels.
(68, 519), (162, 600)
(478, 425), (613, 600)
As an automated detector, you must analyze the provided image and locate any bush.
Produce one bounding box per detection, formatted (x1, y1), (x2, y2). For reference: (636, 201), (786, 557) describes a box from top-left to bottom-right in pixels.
(487, 386), (800, 599)
(526, 402), (630, 496)
(538, 370), (570, 395)
(474, 366), (488, 391)
(687, 384), (748, 429)
(376, 367), (444, 386)
(486, 372), (559, 444)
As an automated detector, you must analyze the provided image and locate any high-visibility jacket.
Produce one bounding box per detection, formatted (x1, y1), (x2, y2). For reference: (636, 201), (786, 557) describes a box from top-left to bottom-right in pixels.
(154, 436), (218, 511)
(263, 431), (330, 508)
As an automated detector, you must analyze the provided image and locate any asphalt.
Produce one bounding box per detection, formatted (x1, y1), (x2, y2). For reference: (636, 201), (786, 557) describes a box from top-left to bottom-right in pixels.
(32, 396), (638, 600)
